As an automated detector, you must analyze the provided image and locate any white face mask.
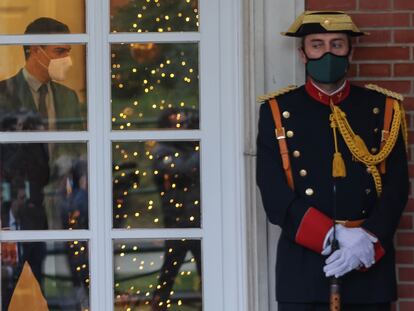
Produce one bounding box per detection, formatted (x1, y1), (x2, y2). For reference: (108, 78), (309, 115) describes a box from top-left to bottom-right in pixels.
(39, 47), (73, 81)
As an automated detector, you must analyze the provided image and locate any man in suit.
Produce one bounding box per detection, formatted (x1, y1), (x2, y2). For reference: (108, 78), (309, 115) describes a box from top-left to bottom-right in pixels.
(256, 11), (408, 311)
(0, 18), (85, 309)
(0, 17), (85, 230)
(0, 17), (83, 130)
(0, 16), (84, 231)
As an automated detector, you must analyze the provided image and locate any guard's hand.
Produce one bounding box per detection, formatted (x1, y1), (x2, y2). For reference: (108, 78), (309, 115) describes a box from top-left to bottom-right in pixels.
(322, 224), (377, 268)
(323, 248), (361, 278)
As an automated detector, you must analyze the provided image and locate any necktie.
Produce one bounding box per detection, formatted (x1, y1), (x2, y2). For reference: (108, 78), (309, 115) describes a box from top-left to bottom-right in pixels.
(38, 84), (48, 129)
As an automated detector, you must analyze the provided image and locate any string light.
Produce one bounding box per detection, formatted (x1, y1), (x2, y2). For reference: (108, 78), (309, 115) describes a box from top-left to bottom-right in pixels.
(110, 1), (201, 309)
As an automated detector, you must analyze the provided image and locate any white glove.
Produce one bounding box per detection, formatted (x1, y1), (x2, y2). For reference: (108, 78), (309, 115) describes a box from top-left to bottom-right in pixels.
(323, 248), (361, 278)
(322, 224), (377, 268)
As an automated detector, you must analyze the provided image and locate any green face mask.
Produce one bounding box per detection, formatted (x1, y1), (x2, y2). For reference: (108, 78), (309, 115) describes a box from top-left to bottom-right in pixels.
(306, 52), (349, 84)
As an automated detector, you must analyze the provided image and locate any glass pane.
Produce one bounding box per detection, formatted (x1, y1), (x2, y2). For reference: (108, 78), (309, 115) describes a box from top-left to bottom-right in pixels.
(0, 44), (87, 131)
(0, 0), (85, 34)
(114, 239), (202, 311)
(110, 0), (199, 33)
(1, 240), (89, 310)
(111, 43), (199, 130)
(113, 141), (200, 229)
(0, 143), (88, 230)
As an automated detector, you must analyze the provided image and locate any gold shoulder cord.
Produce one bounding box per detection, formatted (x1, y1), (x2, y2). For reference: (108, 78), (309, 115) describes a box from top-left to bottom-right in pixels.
(257, 85), (297, 103)
(330, 100), (402, 196)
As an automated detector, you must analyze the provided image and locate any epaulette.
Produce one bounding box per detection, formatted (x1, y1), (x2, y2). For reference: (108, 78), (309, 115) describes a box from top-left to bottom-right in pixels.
(365, 84), (404, 102)
(257, 85), (297, 103)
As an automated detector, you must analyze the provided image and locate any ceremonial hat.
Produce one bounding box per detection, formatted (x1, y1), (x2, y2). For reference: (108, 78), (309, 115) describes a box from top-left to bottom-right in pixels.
(282, 11), (368, 37)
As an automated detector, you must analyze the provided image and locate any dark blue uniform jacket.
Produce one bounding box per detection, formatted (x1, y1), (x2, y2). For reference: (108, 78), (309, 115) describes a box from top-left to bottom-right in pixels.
(256, 83), (409, 304)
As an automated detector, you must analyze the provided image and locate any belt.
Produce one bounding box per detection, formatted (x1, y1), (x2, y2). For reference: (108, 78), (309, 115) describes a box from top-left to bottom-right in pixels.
(335, 219), (365, 228)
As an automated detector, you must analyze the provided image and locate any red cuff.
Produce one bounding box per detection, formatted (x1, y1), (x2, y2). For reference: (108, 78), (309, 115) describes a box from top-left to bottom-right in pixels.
(359, 242), (386, 272)
(295, 207), (333, 253)
(374, 242), (385, 262)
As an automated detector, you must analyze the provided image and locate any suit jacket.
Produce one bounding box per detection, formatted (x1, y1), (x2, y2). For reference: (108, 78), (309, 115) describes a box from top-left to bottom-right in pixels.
(256, 82), (409, 304)
(0, 69), (84, 130)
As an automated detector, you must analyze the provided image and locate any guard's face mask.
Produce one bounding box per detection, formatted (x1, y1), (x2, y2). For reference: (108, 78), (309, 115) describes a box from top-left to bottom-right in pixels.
(305, 52), (350, 84)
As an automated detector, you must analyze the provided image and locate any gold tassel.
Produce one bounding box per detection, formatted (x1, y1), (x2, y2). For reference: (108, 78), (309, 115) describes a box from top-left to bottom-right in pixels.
(332, 152), (346, 177)
(330, 109), (347, 178)
(353, 135), (370, 156)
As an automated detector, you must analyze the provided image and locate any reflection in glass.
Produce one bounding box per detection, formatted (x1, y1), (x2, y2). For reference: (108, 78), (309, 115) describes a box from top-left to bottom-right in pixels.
(114, 239), (202, 311)
(0, 0), (85, 35)
(110, 0), (199, 33)
(113, 141), (200, 229)
(0, 143), (88, 230)
(111, 43), (199, 130)
(1, 240), (89, 310)
(0, 42), (87, 131)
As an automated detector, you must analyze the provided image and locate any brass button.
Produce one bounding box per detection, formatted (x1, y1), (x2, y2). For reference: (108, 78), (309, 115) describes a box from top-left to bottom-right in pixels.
(287, 130), (294, 138)
(293, 150), (301, 158)
(299, 169), (307, 177)
(282, 111), (290, 119)
(371, 147), (378, 153)
(365, 188), (371, 195)
(373, 107), (380, 114)
(305, 188), (314, 196)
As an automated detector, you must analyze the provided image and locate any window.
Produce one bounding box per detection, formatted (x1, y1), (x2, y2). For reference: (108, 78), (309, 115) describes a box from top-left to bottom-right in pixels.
(0, 0), (228, 310)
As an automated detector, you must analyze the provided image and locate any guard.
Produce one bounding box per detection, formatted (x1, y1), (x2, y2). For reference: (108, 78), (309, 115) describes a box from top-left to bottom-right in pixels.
(256, 11), (409, 311)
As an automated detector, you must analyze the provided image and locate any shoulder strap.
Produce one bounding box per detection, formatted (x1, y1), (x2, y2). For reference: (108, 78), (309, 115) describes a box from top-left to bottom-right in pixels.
(268, 98), (294, 189)
(379, 97), (394, 174)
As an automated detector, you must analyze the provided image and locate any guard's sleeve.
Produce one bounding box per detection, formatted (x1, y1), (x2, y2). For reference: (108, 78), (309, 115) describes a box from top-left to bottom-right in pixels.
(256, 102), (333, 253)
(361, 127), (409, 260)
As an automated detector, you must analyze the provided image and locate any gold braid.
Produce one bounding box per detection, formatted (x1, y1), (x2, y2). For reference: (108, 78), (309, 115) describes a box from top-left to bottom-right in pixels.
(330, 100), (402, 196)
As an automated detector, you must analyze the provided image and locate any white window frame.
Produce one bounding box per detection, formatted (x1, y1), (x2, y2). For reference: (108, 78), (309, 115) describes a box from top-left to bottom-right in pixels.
(242, 0), (305, 310)
(0, 1), (251, 310)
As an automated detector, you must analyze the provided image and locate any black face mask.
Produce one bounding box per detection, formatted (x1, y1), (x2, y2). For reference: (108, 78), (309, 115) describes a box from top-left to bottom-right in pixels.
(305, 52), (350, 84)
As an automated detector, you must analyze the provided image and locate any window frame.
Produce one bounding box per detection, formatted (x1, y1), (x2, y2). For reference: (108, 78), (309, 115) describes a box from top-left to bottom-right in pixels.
(0, 0), (249, 310)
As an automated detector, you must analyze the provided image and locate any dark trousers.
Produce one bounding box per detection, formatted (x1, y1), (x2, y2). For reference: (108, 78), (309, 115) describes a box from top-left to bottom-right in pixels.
(278, 303), (390, 311)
